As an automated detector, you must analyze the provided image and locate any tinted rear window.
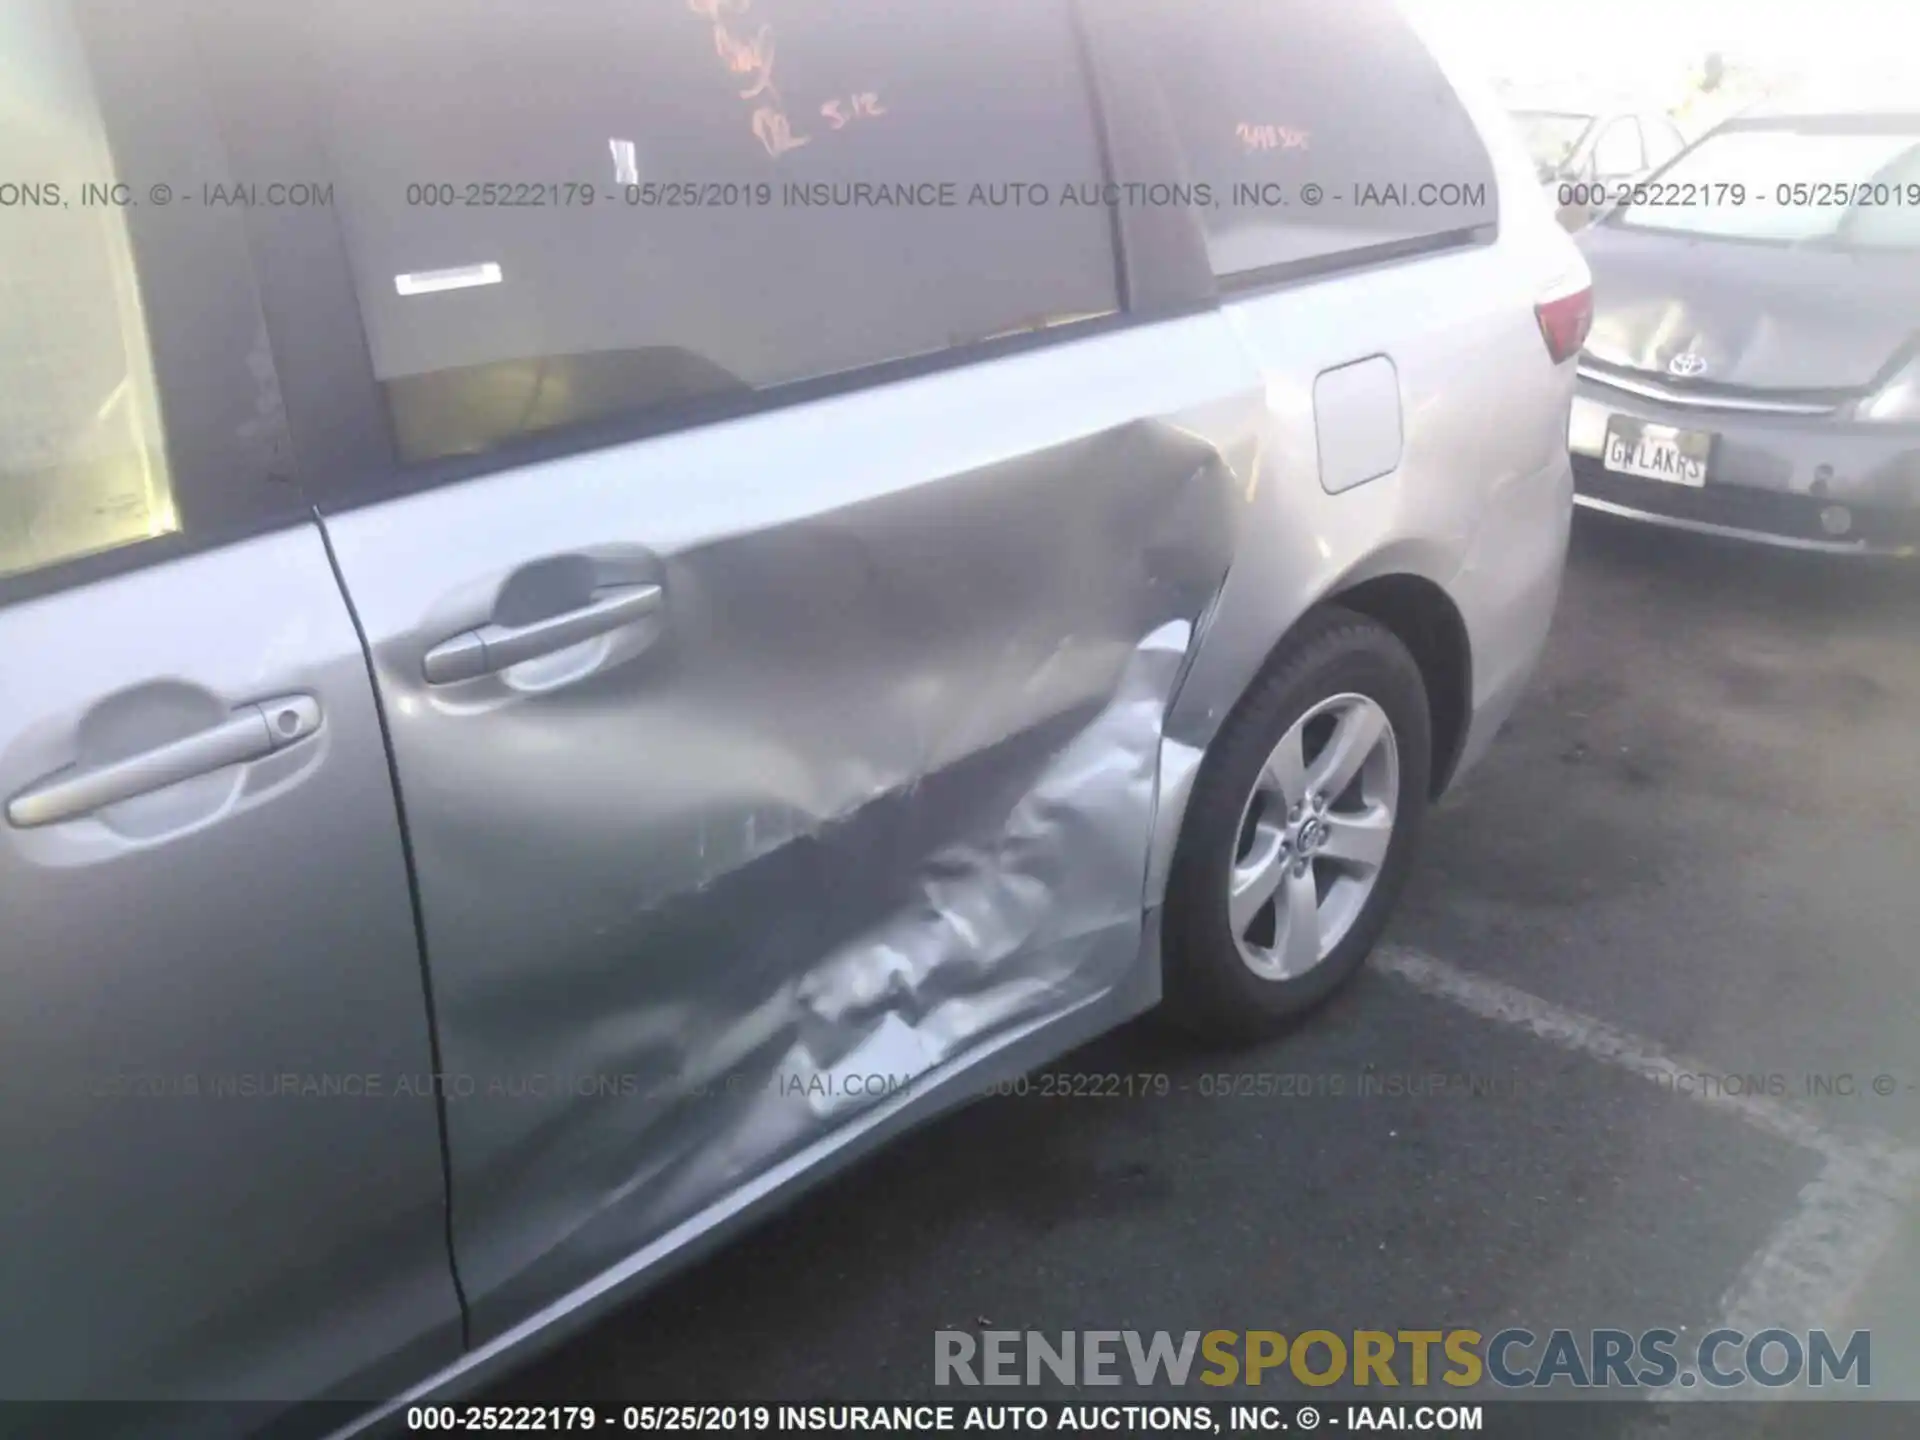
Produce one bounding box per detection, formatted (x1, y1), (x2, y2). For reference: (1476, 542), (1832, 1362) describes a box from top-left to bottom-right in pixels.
(1125, 0), (1498, 280)
(300, 0), (1120, 465)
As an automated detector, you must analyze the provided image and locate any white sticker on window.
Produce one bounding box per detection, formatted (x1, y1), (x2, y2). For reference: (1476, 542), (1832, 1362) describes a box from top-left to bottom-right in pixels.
(610, 137), (639, 184)
(394, 262), (503, 297)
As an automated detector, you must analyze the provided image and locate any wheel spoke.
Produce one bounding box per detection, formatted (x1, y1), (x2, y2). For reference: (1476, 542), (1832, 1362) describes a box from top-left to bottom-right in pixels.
(1319, 803), (1392, 873)
(1227, 691), (1399, 981)
(1229, 834), (1289, 936)
(1308, 701), (1386, 798)
(1260, 724), (1308, 806)
(1274, 863), (1322, 976)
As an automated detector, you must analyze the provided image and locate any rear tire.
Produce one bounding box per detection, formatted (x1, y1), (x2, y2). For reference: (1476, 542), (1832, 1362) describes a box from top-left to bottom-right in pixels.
(1162, 607), (1431, 1042)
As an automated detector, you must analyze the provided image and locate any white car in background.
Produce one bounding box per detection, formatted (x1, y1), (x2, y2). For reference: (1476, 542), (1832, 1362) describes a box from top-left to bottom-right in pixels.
(1509, 102), (1693, 228)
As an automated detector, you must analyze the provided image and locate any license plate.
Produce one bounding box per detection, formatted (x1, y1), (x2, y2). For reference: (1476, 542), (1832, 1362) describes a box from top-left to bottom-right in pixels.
(1602, 418), (1712, 487)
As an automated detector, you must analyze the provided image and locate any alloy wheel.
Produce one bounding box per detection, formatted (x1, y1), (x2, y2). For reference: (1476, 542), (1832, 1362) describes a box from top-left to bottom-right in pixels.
(1227, 692), (1400, 980)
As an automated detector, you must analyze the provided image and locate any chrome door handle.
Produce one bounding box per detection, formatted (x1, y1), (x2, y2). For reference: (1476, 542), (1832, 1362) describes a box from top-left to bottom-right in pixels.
(422, 584), (663, 684)
(6, 695), (322, 829)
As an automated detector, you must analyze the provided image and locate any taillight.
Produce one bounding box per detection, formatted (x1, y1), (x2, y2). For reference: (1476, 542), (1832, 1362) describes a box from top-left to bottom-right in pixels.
(1535, 285), (1593, 365)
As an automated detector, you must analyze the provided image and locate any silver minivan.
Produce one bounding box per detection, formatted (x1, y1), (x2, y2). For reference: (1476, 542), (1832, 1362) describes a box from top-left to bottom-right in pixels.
(0, 0), (1585, 1428)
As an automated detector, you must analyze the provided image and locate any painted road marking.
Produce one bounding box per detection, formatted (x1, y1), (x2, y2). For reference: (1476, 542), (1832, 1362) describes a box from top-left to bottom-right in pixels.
(1373, 944), (1920, 1400)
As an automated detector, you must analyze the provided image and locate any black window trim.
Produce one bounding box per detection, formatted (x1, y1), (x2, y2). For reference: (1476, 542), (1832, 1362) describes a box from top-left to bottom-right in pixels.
(297, 312), (1160, 518)
(1067, 0), (1220, 316)
(0, 505), (322, 614)
(1064, 0), (1132, 315)
(0, 0), (309, 614)
(1214, 223), (1499, 300)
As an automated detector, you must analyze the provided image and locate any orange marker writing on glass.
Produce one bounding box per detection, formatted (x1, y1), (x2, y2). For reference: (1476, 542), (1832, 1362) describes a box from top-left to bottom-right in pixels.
(822, 91), (886, 129)
(753, 106), (810, 157)
(1237, 123), (1310, 152)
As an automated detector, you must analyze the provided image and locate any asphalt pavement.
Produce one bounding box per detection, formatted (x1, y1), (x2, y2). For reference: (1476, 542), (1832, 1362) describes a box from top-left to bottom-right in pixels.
(489, 513), (1920, 1427)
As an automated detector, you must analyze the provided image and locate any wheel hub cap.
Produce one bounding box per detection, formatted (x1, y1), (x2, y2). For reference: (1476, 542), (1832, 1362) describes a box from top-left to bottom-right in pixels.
(1227, 692), (1400, 981)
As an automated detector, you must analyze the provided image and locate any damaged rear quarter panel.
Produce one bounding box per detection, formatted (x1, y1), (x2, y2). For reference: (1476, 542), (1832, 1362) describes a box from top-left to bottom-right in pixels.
(319, 315), (1264, 1339)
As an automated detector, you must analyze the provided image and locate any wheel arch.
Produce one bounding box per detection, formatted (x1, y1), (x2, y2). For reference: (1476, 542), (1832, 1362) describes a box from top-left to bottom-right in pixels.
(1324, 573), (1473, 799)
(1147, 564), (1473, 912)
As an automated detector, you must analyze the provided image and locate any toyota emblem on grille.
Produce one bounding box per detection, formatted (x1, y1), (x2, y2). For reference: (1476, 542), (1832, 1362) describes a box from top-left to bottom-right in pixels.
(1667, 352), (1709, 377)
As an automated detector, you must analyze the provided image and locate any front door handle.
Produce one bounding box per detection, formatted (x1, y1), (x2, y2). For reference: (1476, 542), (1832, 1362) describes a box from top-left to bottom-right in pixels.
(6, 695), (322, 829)
(422, 584), (663, 684)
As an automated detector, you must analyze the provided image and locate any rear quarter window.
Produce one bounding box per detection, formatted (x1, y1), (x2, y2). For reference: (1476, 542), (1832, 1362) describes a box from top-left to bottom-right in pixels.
(1122, 0), (1498, 281)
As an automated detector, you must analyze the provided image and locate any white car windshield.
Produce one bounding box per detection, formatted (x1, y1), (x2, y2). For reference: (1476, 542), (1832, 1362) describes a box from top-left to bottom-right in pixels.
(1610, 121), (1920, 249)
(1513, 111), (1595, 172)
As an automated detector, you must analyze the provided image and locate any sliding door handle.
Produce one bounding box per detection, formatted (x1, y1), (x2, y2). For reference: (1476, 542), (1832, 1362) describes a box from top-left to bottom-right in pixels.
(6, 695), (322, 829)
(423, 584), (663, 684)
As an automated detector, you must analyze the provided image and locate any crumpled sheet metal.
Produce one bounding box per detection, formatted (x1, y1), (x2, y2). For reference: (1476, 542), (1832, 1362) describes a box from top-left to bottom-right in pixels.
(424, 420), (1244, 1337)
(636, 616), (1189, 1190)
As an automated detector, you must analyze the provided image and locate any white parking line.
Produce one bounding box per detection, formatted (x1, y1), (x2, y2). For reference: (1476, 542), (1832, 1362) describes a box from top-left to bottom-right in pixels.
(1372, 944), (1920, 1399)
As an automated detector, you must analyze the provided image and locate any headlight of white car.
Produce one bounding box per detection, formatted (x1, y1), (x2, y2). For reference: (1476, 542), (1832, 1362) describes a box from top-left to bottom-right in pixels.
(1857, 357), (1920, 423)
